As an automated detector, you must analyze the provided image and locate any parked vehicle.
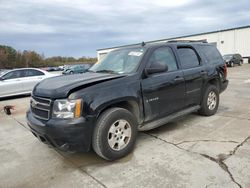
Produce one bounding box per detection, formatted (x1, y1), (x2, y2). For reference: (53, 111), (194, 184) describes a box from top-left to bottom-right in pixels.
(0, 68), (56, 98)
(58, 66), (64, 71)
(46, 67), (56, 72)
(27, 41), (228, 160)
(62, 64), (90, 74)
(223, 54), (243, 67)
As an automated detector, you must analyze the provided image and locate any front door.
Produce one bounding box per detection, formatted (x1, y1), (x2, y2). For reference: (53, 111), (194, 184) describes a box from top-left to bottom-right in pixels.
(0, 70), (25, 97)
(141, 46), (185, 122)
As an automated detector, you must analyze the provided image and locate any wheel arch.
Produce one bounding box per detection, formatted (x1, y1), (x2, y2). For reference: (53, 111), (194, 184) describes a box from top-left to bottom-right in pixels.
(201, 77), (220, 103)
(96, 99), (142, 125)
(207, 78), (220, 90)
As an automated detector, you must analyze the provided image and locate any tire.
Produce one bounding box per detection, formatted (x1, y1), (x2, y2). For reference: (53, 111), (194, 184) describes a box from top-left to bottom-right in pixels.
(70, 71), (73, 74)
(199, 85), (219, 116)
(230, 62), (234, 67)
(92, 108), (138, 161)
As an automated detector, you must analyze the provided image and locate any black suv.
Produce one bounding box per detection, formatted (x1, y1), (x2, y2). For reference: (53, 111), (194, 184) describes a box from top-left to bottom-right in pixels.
(27, 41), (228, 160)
(223, 53), (243, 67)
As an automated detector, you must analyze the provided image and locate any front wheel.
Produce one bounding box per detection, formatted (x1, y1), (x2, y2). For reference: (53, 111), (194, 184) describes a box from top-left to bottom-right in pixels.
(199, 85), (219, 116)
(92, 108), (138, 161)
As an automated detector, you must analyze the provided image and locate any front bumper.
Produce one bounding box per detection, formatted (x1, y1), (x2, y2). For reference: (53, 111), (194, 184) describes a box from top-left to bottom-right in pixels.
(26, 110), (95, 152)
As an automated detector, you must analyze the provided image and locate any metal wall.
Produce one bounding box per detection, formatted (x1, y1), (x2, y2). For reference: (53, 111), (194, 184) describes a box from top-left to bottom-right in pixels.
(97, 27), (250, 61)
(176, 27), (250, 58)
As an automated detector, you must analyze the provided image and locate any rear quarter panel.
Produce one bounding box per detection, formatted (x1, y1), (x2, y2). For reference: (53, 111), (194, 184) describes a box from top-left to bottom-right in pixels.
(194, 44), (227, 93)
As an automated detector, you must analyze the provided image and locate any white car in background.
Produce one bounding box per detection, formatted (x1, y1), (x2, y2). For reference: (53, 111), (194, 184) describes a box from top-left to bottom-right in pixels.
(0, 68), (58, 98)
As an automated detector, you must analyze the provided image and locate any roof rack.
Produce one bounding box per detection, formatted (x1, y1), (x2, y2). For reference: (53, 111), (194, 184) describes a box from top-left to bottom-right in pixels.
(167, 39), (208, 43)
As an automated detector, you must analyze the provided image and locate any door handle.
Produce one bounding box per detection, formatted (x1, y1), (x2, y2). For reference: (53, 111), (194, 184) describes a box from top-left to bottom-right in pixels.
(174, 76), (184, 82)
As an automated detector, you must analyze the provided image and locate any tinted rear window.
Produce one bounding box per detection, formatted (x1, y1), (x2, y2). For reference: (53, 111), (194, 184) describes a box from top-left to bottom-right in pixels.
(234, 54), (242, 59)
(177, 47), (200, 69)
(198, 45), (223, 64)
(25, 69), (44, 76)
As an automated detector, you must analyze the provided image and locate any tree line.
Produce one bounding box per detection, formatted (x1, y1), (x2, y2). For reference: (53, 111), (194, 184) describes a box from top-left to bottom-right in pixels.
(0, 45), (97, 69)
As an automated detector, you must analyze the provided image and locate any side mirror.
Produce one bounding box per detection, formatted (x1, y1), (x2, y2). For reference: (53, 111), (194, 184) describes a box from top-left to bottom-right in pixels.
(145, 62), (168, 75)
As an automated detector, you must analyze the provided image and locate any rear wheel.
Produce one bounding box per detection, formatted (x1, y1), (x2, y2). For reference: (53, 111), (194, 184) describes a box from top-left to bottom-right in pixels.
(199, 85), (219, 116)
(92, 108), (138, 161)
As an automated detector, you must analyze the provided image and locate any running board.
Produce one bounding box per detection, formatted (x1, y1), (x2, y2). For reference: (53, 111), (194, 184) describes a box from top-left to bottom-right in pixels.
(138, 105), (200, 131)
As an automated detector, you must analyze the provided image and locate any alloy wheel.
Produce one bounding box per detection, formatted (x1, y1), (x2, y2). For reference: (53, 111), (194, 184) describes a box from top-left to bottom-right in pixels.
(107, 119), (132, 151)
(207, 91), (217, 110)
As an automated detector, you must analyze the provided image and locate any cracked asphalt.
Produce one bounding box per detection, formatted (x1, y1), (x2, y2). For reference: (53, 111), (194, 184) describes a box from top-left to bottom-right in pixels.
(1, 64), (250, 188)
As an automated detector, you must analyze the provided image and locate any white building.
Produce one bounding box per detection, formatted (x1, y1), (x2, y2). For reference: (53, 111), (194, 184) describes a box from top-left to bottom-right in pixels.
(97, 26), (250, 63)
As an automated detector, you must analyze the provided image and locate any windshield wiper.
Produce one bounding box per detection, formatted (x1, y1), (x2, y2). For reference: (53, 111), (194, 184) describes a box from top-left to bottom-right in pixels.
(95, 70), (117, 74)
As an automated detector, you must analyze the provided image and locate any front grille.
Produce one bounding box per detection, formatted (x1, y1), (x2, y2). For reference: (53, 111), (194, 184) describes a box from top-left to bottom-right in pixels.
(30, 96), (51, 120)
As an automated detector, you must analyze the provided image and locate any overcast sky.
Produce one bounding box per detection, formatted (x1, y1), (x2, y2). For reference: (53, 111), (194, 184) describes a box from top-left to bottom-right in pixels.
(0, 0), (250, 57)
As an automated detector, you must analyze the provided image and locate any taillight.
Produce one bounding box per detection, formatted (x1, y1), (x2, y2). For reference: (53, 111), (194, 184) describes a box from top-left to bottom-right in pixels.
(224, 64), (227, 78)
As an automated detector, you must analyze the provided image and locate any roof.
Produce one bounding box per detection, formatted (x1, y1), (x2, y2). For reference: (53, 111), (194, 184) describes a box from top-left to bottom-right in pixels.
(97, 25), (250, 51)
(0, 68), (47, 74)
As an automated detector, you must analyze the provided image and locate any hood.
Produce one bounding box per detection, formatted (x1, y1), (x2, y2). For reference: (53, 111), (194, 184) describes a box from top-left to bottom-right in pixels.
(33, 72), (125, 98)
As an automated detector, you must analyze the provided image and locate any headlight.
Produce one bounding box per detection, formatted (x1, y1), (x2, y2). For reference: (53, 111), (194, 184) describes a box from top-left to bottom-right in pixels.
(52, 99), (82, 119)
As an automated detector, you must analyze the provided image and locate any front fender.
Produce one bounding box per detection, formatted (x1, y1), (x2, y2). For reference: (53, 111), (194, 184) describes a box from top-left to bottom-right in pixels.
(90, 83), (143, 123)
(95, 97), (141, 116)
(70, 75), (144, 123)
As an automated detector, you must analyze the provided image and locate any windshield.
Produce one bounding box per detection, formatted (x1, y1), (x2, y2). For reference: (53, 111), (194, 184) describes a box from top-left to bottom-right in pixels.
(89, 47), (145, 74)
(0, 70), (8, 77)
(223, 55), (233, 60)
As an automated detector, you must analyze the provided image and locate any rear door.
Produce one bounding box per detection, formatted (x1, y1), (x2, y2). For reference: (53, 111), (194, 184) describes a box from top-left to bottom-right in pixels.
(177, 46), (206, 107)
(141, 46), (185, 122)
(21, 69), (46, 92)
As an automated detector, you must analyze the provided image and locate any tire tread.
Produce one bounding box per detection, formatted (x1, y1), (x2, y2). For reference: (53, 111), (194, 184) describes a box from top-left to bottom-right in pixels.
(92, 107), (137, 161)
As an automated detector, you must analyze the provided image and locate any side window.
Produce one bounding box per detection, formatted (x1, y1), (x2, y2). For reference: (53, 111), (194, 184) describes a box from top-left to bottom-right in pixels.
(148, 47), (178, 72)
(178, 47), (200, 69)
(197, 45), (222, 64)
(3, 70), (23, 80)
(25, 69), (44, 77)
